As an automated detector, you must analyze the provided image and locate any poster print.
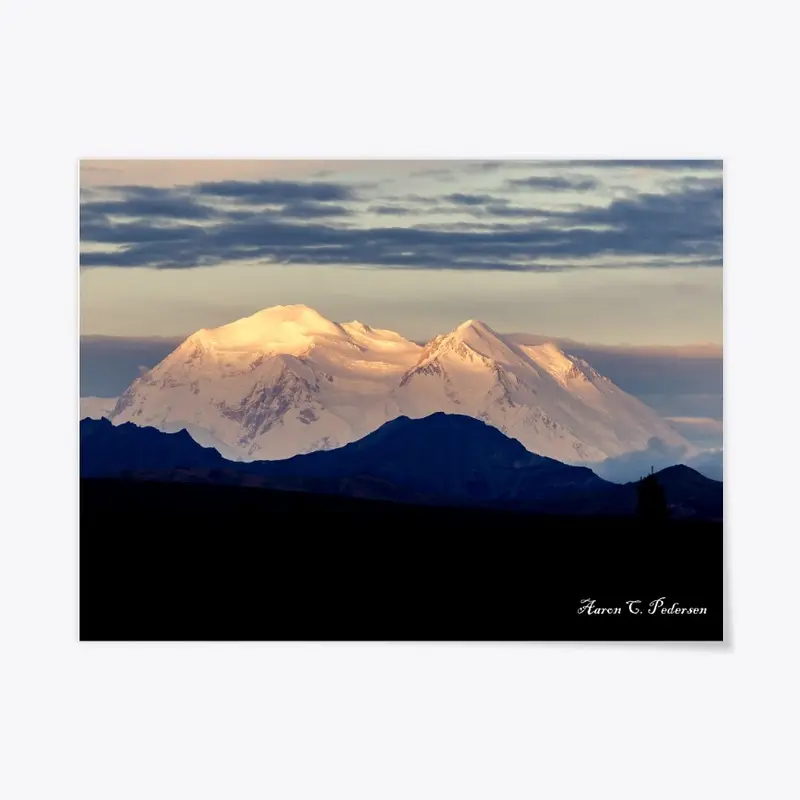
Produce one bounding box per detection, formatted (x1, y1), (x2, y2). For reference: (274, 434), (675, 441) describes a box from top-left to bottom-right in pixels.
(80, 159), (723, 641)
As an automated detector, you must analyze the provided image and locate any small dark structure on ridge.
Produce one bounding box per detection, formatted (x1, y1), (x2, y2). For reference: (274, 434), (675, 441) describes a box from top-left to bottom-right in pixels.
(636, 466), (669, 521)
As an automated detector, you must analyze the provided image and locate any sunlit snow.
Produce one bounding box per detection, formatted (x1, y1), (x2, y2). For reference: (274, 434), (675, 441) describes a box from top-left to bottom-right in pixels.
(101, 304), (695, 464)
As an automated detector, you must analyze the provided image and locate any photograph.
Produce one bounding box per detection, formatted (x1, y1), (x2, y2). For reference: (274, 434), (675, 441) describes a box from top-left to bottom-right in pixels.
(79, 158), (723, 640)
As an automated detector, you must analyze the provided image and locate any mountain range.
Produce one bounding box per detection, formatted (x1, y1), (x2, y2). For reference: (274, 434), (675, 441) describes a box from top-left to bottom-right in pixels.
(85, 304), (699, 471)
(80, 413), (722, 519)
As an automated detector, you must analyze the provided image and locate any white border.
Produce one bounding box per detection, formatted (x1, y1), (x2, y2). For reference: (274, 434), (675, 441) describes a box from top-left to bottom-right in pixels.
(3, 1), (799, 798)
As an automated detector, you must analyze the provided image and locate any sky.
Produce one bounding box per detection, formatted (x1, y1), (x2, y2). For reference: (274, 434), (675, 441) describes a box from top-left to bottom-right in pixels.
(79, 159), (723, 444)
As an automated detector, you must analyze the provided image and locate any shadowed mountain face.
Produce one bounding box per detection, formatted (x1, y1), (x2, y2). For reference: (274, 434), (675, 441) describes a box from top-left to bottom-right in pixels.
(80, 413), (722, 519)
(80, 418), (225, 475)
(251, 412), (611, 505)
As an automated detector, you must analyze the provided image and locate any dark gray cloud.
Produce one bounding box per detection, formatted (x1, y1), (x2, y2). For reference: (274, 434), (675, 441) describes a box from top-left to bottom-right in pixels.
(80, 174), (722, 271)
(368, 205), (415, 216)
(193, 179), (356, 203)
(80, 180), (356, 243)
(264, 202), (352, 219)
(568, 183), (721, 232)
(444, 193), (497, 205)
(481, 204), (549, 218)
(505, 176), (599, 191)
(81, 195), (222, 221)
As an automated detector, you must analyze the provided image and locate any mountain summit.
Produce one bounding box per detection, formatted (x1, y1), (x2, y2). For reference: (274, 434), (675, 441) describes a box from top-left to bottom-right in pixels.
(109, 306), (422, 460)
(190, 304), (349, 352)
(393, 317), (689, 463)
(105, 305), (693, 463)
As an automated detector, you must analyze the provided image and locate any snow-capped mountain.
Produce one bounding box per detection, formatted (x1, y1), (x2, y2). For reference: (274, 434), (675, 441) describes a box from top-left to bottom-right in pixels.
(393, 319), (691, 463)
(105, 304), (694, 463)
(108, 305), (421, 461)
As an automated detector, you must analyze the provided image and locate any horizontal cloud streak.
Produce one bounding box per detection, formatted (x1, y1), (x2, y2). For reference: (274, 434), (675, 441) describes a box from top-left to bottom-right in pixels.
(81, 195), (221, 221)
(80, 170), (723, 271)
(193, 179), (356, 203)
(368, 205), (415, 216)
(445, 193), (498, 205)
(505, 176), (598, 191)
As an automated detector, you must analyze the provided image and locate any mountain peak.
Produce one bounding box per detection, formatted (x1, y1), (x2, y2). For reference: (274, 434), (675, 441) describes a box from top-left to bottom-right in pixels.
(652, 464), (718, 484)
(454, 318), (495, 336)
(344, 320), (374, 334)
(428, 318), (518, 364)
(294, 411), (543, 470)
(235, 304), (340, 332)
(195, 305), (345, 351)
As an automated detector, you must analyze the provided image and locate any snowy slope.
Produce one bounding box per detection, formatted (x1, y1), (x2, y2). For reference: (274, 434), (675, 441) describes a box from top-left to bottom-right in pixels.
(393, 320), (692, 464)
(80, 396), (118, 420)
(109, 305), (421, 461)
(106, 304), (694, 464)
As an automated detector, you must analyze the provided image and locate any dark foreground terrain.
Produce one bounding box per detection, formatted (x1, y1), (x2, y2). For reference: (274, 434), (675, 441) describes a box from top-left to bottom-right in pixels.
(81, 478), (723, 641)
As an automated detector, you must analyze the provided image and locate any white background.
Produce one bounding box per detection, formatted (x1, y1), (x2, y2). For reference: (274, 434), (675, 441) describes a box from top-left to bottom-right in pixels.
(1, 1), (799, 798)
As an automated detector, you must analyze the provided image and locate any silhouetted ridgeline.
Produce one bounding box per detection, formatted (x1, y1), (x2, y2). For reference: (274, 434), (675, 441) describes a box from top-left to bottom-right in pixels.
(80, 415), (723, 520)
